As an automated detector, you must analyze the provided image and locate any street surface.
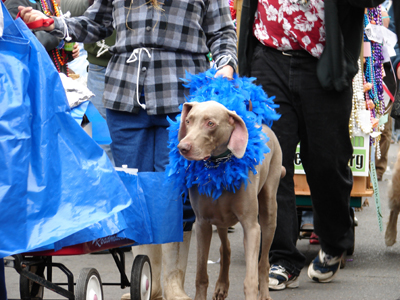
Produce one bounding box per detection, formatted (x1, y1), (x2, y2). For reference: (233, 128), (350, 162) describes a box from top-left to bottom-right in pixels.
(4, 142), (400, 300)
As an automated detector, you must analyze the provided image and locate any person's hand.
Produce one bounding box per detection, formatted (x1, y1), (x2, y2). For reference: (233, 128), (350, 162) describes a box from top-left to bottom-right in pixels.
(18, 6), (55, 31)
(215, 65), (234, 80)
(72, 43), (80, 59)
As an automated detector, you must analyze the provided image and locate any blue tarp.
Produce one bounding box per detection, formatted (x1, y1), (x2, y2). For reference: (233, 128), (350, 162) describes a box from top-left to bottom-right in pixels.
(0, 2), (182, 258)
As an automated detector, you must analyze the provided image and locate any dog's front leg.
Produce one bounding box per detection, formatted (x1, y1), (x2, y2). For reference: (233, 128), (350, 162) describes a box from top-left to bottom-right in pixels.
(258, 185), (277, 300)
(195, 220), (212, 300)
(213, 227), (230, 300)
(241, 220), (261, 300)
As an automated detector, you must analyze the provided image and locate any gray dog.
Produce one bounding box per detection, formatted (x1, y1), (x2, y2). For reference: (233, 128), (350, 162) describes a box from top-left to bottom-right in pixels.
(177, 101), (283, 300)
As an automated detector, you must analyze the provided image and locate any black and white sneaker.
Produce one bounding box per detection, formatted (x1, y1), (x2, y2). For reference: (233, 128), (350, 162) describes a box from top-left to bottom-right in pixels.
(307, 249), (342, 283)
(269, 264), (299, 290)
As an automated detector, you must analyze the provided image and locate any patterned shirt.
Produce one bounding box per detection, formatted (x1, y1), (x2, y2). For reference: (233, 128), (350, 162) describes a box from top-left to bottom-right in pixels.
(52, 0), (237, 115)
(253, 0), (325, 58)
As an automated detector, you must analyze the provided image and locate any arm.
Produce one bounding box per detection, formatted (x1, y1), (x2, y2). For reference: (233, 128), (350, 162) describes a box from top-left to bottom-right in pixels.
(18, 0), (113, 43)
(203, 0), (238, 77)
(382, 8), (390, 29)
(6, 0), (62, 51)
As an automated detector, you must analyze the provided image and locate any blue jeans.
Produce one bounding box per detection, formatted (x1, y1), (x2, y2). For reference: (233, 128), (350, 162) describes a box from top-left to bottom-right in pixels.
(106, 108), (176, 171)
(251, 44), (354, 275)
(87, 62), (114, 165)
(106, 108), (195, 231)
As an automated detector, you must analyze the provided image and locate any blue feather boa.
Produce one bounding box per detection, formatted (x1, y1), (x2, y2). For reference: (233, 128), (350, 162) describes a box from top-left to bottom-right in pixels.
(166, 68), (280, 200)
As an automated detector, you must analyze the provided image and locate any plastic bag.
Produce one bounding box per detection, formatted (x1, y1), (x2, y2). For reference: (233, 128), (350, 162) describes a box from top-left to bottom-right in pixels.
(26, 171), (183, 252)
(119, 172), (183, 245)
(0, 3), (132, 258)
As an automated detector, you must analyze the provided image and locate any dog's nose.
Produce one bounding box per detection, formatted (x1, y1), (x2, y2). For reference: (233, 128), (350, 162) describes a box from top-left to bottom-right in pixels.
(178, 142), (191, 155)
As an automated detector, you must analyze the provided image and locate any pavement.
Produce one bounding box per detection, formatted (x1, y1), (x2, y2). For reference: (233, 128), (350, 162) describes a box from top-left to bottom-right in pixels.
(4, 142), (400, 300)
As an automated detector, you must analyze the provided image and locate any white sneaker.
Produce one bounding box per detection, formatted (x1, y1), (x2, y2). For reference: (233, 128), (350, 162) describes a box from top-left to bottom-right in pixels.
(269, 264), (299, 290)
(307, 250), (342, 283)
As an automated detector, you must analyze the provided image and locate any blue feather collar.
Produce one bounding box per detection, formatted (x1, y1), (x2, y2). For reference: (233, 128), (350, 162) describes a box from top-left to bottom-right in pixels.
(166, 68), (280, 200)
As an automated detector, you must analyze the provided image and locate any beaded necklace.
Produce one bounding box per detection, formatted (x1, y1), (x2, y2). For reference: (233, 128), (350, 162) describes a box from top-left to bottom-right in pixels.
(361, 7), (385, 158)
(363, 10), (385, 115)
(350, 59), (371, 138)
(38, 0), (68, 75)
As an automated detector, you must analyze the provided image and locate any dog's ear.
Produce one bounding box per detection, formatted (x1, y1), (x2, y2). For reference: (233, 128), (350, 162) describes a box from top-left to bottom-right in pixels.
(179, 102), (196, 141)
(227, 111), (248, 159)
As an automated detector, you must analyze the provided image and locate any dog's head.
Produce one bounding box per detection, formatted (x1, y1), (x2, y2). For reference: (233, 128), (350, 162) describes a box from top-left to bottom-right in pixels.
(177, 101), (248, 161)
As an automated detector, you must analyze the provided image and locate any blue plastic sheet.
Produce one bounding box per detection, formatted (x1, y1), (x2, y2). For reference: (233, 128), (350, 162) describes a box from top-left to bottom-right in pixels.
(50, 171), (180, 251)
(0, 4), (129, 258)
(85, 101), (112, 145)
(0, 2), (182, 259)
(70, 100), (90, 125)
(19, 171), (183, 254)
(70, 100), (112, 145)
(118, 172), (183, 246)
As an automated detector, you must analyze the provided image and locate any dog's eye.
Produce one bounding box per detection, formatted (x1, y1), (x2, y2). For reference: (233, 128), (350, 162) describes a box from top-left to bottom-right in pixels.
(207, 121), (215, 127)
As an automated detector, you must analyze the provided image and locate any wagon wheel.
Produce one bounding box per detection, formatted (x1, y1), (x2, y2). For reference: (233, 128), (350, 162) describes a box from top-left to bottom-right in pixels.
(20, 265), (45, 300)
(131, 255), (152, 300)
(75, 268), (104, 300)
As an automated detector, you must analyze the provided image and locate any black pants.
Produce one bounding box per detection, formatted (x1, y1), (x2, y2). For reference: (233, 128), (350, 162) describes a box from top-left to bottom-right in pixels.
(251, 44), (354, 275)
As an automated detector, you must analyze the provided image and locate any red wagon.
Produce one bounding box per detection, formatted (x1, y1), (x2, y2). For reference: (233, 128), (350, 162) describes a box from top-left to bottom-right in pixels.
(5, 234), (152, 300)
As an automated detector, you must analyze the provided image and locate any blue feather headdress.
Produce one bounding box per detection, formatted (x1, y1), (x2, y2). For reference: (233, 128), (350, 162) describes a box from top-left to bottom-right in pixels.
(165, 68), (280, 200)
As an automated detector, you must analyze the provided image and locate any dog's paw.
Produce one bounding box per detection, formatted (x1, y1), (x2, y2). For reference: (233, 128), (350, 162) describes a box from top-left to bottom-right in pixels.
(258, 297), (273, 300)
(213, 281), (229, 300)
(385, 231), (397, 247)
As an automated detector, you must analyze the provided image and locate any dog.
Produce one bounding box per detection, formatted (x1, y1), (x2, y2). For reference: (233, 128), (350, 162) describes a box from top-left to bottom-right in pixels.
(177, 101), (283, 300)
(385, 147), (400, 246)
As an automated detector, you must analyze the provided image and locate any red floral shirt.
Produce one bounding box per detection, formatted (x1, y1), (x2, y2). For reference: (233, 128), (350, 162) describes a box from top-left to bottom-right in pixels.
(253, 0), (325, 58)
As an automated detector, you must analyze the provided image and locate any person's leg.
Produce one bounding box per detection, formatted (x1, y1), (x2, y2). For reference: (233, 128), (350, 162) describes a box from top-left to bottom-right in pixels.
(392, 117), (397, 142)
(152, 114), (177, 173)
(108, 108), (161, 300)
(293, 59), (354, 257)
(107, 108), (155, 170)
(87, 63), (114, 165)
(251, 45), (306, 285)
(376, 107), (393, 180)
(377, 63), (395, 179)
(287, 54), (354, 282)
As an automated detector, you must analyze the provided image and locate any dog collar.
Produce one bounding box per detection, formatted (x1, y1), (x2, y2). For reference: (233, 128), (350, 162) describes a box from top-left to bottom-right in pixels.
(204, 151), (233, 169)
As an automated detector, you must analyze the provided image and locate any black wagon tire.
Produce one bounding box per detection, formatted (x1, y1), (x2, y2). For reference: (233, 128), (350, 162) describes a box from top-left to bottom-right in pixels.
(20, 265), (45, 300)
(75, 268), (104, 300)
(131, 255), (152, 300)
